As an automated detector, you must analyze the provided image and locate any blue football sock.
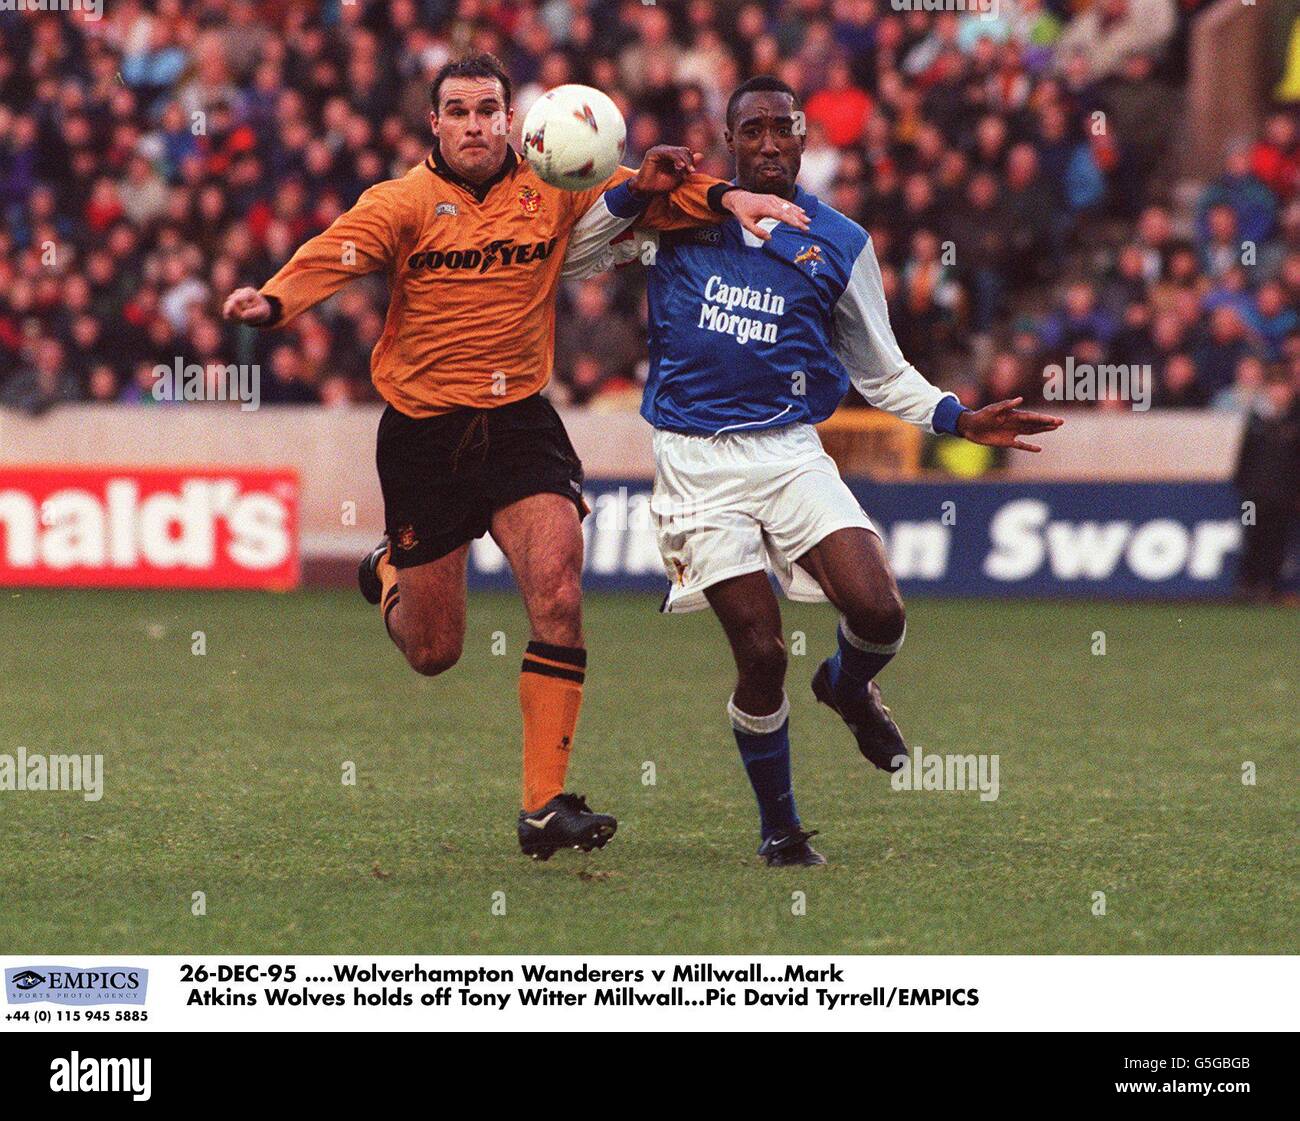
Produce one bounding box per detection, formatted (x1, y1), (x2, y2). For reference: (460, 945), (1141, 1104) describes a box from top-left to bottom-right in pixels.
(827, 617), (905, 710)
(728, 694), (799, 840)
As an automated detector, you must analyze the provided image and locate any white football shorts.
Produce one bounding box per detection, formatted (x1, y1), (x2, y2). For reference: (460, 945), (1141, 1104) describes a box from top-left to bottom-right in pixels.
(651, 423), (877, 613)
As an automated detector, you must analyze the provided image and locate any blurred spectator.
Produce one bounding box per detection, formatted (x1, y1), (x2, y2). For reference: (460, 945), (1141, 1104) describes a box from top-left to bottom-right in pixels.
(979, 351), (1040, 408)
(1054, 0), (1176, 83)
(1156, 353), (1209, 408)
(1040, 282), (1120, 354)
(947, 172), (1011, 333)
(1197, 143), (1278, 249)
(554, 279), (642, 406)
(1194, 306), (1256, 396)
(1252, 279), (1299, 359)
(1, 338), (79, 416)
(1233, 376), (1300, 600)
(804, 56), (872, 148)
(1251, 111), (1299, 204)
(1212, 354), (1270, 414)
(262, 343), (319, 405)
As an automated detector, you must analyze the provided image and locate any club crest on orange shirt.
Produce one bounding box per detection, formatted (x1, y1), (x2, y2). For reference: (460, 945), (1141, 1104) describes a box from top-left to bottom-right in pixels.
(394, 524), (419, 551)
(517, 185), (541, 216)
(794, 244), (823, 272)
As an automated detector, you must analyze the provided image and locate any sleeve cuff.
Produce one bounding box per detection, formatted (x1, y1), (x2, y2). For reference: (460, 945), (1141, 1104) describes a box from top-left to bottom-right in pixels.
(707, 183), (739, 214)
(932, 393), (968, 435)
(259, 294), (283, 328)
(604, 180), (650, 219)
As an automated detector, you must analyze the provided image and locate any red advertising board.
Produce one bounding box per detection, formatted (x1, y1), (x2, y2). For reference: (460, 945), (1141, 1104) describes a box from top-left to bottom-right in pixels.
(0, 465), (300, 589)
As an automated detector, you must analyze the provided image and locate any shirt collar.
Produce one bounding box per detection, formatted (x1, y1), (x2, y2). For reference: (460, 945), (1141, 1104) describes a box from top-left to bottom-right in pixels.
(726, 179), (820, 223)
(791, 184), (819, 220)
(426, 141), (519, 202)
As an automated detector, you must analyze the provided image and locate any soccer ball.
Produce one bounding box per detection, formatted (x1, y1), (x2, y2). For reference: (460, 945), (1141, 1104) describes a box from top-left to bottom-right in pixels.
(521, 84), (626, 191)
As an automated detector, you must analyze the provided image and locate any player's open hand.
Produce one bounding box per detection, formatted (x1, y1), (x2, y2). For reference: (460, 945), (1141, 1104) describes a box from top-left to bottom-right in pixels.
(633, 146), (700, 193)
(722, 190), (811, 240)
(956, 397), (1064, 452)
(222, 287), (273, 325)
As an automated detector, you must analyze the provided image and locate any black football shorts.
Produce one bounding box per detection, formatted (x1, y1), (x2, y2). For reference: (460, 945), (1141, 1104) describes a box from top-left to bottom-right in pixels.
(376, 393), (587, 568)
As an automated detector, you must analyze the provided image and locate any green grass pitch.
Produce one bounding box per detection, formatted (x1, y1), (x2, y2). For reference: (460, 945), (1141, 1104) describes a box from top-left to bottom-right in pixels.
(1, 589), (1295, 955)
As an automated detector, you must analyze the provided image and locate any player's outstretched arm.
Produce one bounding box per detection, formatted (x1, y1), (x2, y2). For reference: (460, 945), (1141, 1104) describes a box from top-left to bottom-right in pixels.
(560, 146), (707, 279)
(636, 172), (809, 239)
(832, 236), (1062, 447)
(560, 148), (809, 279)
(222, 182), (406, 329)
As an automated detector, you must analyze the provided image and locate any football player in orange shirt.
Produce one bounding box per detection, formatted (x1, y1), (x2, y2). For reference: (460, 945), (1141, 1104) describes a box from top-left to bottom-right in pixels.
(223, 53), (808, 860)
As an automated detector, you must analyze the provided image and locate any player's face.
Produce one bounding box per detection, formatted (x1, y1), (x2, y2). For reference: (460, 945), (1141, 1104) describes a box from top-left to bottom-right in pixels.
(727, 92), (803, 200)
(431, 77), (514, 183)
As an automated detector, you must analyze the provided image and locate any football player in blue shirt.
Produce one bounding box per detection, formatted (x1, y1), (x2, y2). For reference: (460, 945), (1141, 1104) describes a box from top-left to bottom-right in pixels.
(579, 76), (1061, 865)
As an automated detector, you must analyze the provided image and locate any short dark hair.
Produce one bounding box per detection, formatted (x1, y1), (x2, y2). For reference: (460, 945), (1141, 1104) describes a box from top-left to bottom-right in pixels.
(430, 52), (512, 113)
(726, 76), (799, 130)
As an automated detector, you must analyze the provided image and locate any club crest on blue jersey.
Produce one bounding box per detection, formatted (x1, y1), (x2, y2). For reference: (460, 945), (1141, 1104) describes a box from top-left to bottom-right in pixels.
(794, 244), (824, 274)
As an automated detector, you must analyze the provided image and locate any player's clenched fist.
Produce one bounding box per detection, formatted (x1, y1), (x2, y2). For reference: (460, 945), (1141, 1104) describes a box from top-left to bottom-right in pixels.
(633, 145), (700, 193)
(222, 286), (273, 325)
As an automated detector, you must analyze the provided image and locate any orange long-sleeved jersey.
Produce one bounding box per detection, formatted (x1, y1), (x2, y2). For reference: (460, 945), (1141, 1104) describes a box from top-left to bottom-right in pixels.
(258, 147), (725, 417)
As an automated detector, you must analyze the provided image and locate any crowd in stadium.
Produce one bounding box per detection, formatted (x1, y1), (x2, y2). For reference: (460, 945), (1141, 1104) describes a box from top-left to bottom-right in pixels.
(0, 0), (1296, 421)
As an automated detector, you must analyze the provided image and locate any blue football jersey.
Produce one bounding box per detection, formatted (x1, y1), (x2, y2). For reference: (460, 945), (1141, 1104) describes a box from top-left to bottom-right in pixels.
(565, 183), (964, 438)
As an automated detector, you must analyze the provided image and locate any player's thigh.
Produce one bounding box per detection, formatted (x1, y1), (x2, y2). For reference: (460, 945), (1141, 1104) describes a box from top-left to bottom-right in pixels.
(377, 403), (493, 569)
(704, 570), (786, 676)
(653, 430), (770, 613)
(796, 527), (904, 631)
(395, 543), (471, 654)
(489, 492), (584, 633)
(756, 430), (873, 569)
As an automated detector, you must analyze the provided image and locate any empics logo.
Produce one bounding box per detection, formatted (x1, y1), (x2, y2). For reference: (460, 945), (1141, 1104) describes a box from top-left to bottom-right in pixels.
(5, 966), (148, 1006)
(50, 1053), (151, 1102)
(11, 969), (45, 991)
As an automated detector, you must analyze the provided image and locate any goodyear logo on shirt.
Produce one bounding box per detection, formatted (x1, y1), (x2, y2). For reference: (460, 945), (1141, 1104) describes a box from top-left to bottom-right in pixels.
(407, 237), (558, 274)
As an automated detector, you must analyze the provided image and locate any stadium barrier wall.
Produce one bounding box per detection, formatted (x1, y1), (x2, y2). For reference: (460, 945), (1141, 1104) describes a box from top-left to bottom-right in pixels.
(474, 478), (1278, 599)
(1, 407), (1274, 596)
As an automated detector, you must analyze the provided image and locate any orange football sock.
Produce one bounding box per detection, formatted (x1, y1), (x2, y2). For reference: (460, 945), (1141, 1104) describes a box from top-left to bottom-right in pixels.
(519, 642), (586, 812)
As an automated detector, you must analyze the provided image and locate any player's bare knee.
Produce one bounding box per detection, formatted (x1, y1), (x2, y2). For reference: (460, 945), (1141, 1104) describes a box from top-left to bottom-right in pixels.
(405, 640), (462, 677)
(846, 591), (905, 645)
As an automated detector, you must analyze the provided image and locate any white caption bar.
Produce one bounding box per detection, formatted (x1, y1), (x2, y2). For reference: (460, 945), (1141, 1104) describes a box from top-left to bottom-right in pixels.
(1, 955), (1293, 1032)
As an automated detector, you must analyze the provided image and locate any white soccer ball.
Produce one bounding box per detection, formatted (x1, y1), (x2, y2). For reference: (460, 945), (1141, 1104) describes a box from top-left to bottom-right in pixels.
(521, 84), (626, 191)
